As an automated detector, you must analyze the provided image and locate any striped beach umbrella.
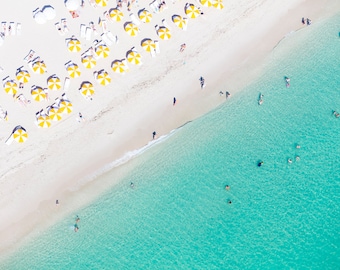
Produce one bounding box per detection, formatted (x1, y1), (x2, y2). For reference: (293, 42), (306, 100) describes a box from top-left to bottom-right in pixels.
(13, 127), (28, 143)
(67, 38), (81, 52)
(81, 55), (97, 69)
(200, 0), (212, 7)
(3, 80), (18, 95)
(138, 9), (152, 23)
(124, 22), (139, 37)
(95, 44), (110, 58)
(127, 50), (142, 65)
(66, 63), (81, 78)
(111, 60), (129, 74)
(185, 4), (200, 18)
(32, 61), (47, 74)
(16, 69), (31, 84)
(212, 0), (224, 9)
(47, 75), (61, 90)
(31, 86), (47, 102)
(157, 27), (171, 40)
(109, 8), (124, 22)
(96, 71), (111, 86)
(59, 99), (73, 114)
(37, 115), (51, 128)
(47, 107), (62, 121)
(95, 0), (107, 7)
(172, 15), (187, 29)
(141, 39), (155, 52)
(80, 82), (95, 98)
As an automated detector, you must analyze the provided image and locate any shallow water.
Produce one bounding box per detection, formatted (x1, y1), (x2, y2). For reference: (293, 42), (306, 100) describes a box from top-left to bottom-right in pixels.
(2, 14), (340, 270)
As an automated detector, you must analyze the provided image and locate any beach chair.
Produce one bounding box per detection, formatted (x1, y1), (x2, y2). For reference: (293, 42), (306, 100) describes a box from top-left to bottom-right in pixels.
(101, 33), (113, 46)
(150, 47), (156, 58)
(85, 27), (92, 41)
(63, 77), (70, 92)
(154, 40), (160, 54)
(129, 13), (141, 25)
(106, 31), (118, 44)
(80, 24), (86, 38)
(9, 22), (16, 36)
(16, 94), (31, 107)
(16, 23), (21, 35)
(24, 50), (36, 63)
(162, 19), (171, 29)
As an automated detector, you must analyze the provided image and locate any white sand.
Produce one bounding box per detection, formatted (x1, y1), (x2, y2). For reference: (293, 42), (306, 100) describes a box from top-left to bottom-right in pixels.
(0, 0), (339, 257)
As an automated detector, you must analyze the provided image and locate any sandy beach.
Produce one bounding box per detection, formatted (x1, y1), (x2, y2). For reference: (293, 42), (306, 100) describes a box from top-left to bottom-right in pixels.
(0, 0), (339, 258)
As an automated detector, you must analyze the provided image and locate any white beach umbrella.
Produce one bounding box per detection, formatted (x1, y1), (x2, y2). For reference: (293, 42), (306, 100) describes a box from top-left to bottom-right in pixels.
(65, 0), (81, 11)
(34, 11), (47, 24)
(42, 5), (56, 20)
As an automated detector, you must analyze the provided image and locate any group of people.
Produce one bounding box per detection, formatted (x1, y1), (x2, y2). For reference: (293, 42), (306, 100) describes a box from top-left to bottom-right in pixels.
(302, 17), (312, 26)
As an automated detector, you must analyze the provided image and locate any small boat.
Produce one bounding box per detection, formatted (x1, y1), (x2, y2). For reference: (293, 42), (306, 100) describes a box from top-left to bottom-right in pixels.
(258, 93), (263, 105)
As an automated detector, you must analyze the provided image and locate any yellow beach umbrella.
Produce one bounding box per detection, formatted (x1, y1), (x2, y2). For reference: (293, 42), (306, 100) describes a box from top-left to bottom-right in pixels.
(13, 127), (28, 143)
(96, 71), (111, 86)
(124, 22), (139, 37)
(32, 61), (47, 74)
(31, 86), (47, 102)
(47, 76), (61, 90)
(141, 39), (155, 52)
(185, 4), (200, 18)
(109, 8), (124, 22)
(172, 15), (187, 29)
(37, 115), (51, 128)
(80, 82), (95, 97)
(16, 70), (31, 84)
(212, 0), (224, 9)
(81, 55), (97, 69)
(48, 107), (62, 121)
(95, 0), (107, 7)
(127, 50), (142, 65)
(59, 100), (73, 114)
(138, 9), (152, 23)
(67, 38), (81, 52)
(66, 63), (81, 78)
(111, 60), (129, 74)
(157, 27), (171, 40)
(95, 45), (110, 58)
(3, 80), (18, 95)
(200, 0), (212, 7)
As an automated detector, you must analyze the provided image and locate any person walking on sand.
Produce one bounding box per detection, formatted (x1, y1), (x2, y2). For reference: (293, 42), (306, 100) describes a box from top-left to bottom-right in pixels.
(152, 131), (156, 139)
(180, 43), (186, 52)
(199, 76), (205, 89)
(173, 97), (176, 106)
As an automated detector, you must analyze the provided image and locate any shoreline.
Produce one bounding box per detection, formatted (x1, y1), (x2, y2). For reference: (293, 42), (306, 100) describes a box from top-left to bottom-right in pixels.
(1, 0), (339, 261)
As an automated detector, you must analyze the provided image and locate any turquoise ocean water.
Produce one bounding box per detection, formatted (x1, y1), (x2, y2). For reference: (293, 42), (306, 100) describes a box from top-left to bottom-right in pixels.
(2, 14), (340, 269)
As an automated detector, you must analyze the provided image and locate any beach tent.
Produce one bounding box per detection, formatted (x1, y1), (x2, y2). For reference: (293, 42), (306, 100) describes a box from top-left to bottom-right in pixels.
(42, 5), (56, 20)
(31, 86), (47, 102)
(96, 70), (111, 86)
(65, 0), (81, 11)
(185, 4), (200, 19)
(3, 80), (18, 96)
(212, 0), (224, 9)
(126, 50), (142, 65)
(37, 115), (51, 128)
(47, 107), (62, 121)
(157, 27), (171, 40)
(12, 126), (28, 143)
(111, 60), (129, 74)
(47, 75), (61, 90)
(81, 55), (97, 69)
(138, 9), (152, 23)
(32, 61), (47, 74)
(59, 99), (73, 114)
(109, 8), (124, 22)
(67, 38), (81, 52)
(16, 69), (31, 84)
(124, 22), (139, 37)
(34, 11), (47, 24)
(79, 82), (95, 98)
(141, 39), (155, 52)
(95, 44), (110, 58)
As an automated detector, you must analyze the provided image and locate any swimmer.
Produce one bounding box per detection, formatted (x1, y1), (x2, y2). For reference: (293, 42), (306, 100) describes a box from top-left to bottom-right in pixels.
(75, 216), (80, 223)
(228, 200), (232, 204)
(225, 185), (230, 190)
(296, 144), (301, 149)
(295, 155), (300, 161)
(257, 161), (264, 167)
(130, 182), (135, 188)
(288, 158), (293, 164)
(74, 224), (79, 232)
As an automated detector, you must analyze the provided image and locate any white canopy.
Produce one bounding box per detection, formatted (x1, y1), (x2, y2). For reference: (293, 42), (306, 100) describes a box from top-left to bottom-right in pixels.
(34, 11), (47, 24)
(65, 0), (81, 10)
(42, 6), (56, 20)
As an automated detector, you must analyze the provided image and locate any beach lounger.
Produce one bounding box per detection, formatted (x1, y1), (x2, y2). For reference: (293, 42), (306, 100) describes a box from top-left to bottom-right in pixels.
(101, 33), (113, 46)
(154, 40), (160, 54)
(106, 31), (118, 44)
(63, 77), (70, 92)
(2, 22), (9, 36)
(0, 66), (4, 73)
(55, 22), (64, 36)
(182, 18), (188, 31)
(101, 19), (108, 33)
(61, 19), (69, 33)
(89, 22), (98, 36)
(16, 23), (21, 35)
(88, 0), (98, 8)
(16, 94), (31, 107)
(162, 19), (171, 29)
(0, 33), (4, 46)
(9, 22), (16, 35)
(150, 47), (156, 57)
(129, 13), (141, 25)
(85, 27), (92, 40)
(149, 1), (159, 13)
(0, 106), (8, 121)
(5, 134), (13, 145)
(80, 24), (86, 38)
